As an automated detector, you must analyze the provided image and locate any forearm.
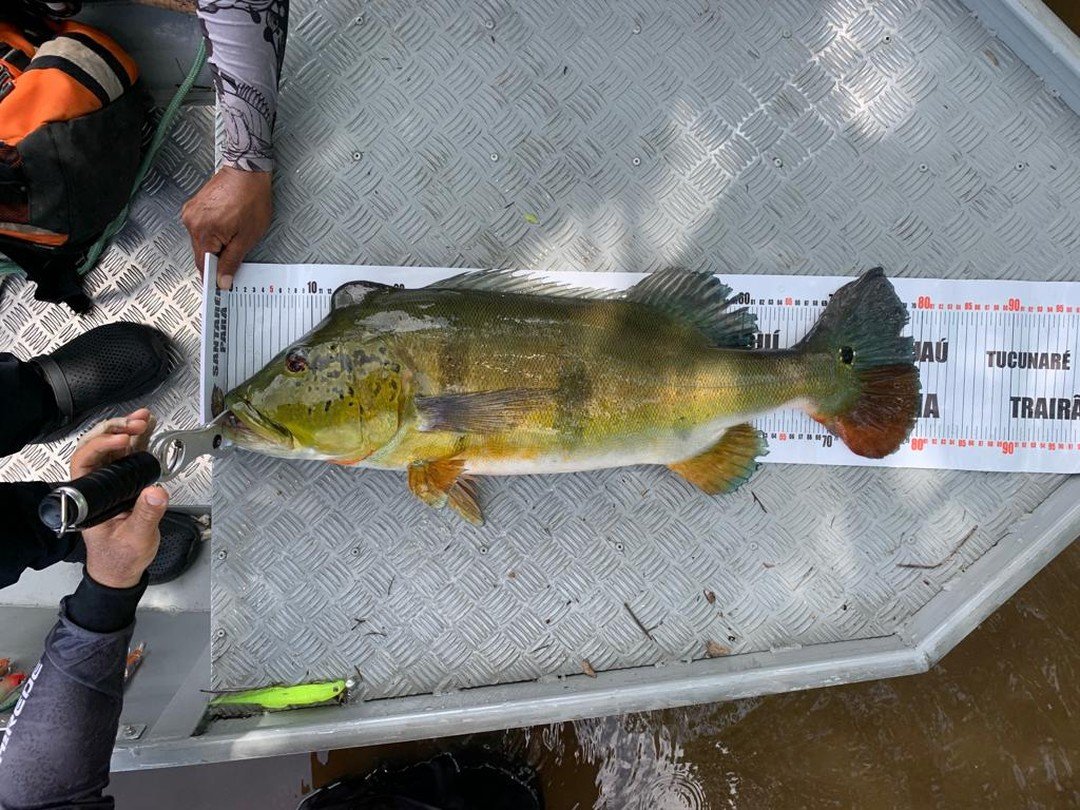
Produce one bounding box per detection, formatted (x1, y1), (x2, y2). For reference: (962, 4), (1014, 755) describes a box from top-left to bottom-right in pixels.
(0, 574), (146, 809)
(196, 0), (289, 172)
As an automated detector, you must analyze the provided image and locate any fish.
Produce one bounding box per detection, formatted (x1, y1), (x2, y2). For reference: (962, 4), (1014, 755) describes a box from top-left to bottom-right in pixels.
(222, 267), (919, 524)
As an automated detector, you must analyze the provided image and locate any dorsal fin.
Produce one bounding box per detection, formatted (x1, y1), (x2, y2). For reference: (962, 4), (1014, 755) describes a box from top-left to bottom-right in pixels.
(626, 269), (757, 348)
(430, 268), (756, 348)
(427, 269), (622, 300)
(331, 281), (392, 310)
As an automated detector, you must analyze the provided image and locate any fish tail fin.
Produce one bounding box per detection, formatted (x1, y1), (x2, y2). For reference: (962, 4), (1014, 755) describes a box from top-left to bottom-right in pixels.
(795, 268), (919, 458)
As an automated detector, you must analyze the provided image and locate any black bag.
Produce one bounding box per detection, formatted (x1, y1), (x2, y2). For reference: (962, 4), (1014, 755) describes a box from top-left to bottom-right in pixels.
(0, 10), (145, 312)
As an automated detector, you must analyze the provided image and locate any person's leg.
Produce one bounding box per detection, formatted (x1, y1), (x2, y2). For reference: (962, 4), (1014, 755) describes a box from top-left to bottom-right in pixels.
(0, 353), (59, 457)
(0, 481), (79, 589)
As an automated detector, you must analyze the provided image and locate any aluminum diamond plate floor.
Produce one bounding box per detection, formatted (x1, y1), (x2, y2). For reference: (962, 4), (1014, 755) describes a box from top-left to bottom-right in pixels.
(0, 0), (1075, 702)
(207, 0), (1078, 693)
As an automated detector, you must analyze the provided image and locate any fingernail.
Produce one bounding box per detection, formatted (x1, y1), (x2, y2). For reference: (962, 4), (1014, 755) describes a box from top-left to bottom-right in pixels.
(145, 488), (167, 506)
(221, 275), (234, 290)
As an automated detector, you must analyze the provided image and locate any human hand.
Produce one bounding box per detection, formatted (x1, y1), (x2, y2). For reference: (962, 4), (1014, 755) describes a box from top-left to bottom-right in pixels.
(181, 166), (272, 291)
(72, 408), (169, 589)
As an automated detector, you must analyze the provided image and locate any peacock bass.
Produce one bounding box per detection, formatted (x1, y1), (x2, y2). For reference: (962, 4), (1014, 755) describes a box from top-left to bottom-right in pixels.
(221, 268), (920, 523)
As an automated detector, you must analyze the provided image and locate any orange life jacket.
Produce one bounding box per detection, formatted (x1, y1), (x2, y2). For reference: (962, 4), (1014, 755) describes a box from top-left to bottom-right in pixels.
(0, 15), (144, 311)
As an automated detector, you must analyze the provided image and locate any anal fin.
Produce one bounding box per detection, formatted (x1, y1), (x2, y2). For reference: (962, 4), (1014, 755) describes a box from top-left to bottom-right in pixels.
(668, 423), (768, 495)
(407, 458), (484, 524)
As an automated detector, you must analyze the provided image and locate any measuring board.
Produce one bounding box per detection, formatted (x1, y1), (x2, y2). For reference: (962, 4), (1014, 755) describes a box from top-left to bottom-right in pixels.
(201, 260), (1080, 474)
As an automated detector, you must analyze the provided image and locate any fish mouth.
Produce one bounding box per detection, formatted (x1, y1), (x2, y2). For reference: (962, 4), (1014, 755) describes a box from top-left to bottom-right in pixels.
(225, 399), (295, 450)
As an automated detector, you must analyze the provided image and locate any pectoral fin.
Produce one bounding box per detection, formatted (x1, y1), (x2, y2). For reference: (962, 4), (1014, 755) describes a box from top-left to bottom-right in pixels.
(415, 388), (554, 433)
(407, 458), (484, 524)
(668, 423), (768, 494)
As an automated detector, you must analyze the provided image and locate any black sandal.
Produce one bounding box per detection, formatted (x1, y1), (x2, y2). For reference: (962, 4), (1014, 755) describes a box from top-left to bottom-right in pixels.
(29, 322), (171, 443)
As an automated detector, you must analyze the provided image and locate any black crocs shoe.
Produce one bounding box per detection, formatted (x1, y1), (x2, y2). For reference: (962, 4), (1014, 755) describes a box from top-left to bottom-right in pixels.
(30, 322), (171, 443)
(65, 510), (202, 586)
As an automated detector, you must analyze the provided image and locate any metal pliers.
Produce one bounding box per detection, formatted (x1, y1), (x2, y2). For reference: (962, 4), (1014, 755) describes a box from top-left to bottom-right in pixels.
(39, 415), (231, 535)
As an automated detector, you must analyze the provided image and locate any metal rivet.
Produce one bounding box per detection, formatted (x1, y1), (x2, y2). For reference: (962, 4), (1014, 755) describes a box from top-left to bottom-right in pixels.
(214, 629), (226, 640)
(631, 156), (641, 166)
(772, 156), (783, 168)
(490, 152), (499, 162)
(781, 28), (791, 39)
(119, 724), (144, 740)
(216, 549), (227, 561)
(479, 546), (489, 555)
(632, 22), (642, 34)
(351, 546), (360, 556)
(615, 542), (624, 551)
(484, 19), (494, 30)
(355, 14), (363, 24)
(883, 34), (892, 43)
(1015, 161), (1027, 171)
(352, 151), (363, 161)
(918, 163), (929, 173)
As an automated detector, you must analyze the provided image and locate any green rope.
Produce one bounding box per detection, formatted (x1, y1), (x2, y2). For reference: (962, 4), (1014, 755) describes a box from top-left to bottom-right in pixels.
(0, 38), (209, 278)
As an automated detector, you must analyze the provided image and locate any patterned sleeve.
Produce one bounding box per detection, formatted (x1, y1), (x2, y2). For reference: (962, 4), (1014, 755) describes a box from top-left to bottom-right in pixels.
(196, 0), (289, 172)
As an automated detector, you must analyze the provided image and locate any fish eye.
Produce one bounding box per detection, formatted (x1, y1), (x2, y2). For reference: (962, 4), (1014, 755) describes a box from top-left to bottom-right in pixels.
(285, 350), (309, 373)
(840, 346), (855, 364)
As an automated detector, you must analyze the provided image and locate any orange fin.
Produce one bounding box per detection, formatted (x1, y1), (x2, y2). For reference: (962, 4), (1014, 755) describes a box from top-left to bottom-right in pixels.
(447, 477), (483, 525)
(407, 458), (484, 524)
(668, 424), (768, 495)
(809, 364), (919, 458)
